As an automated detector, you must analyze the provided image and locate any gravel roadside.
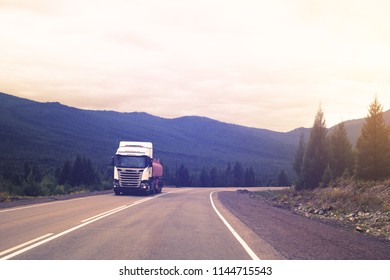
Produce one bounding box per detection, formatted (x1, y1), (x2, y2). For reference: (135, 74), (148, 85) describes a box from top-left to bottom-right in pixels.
(218, 190), (390, 260)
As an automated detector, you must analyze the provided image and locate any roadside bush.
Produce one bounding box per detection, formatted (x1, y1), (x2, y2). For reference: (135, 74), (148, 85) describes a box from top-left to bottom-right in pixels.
(53, 185), (66, 195)
(39, 174), (57, 195)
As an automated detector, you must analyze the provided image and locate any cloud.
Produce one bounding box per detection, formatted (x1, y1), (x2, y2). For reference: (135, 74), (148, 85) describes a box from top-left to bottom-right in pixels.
(1, 1), (390, 132)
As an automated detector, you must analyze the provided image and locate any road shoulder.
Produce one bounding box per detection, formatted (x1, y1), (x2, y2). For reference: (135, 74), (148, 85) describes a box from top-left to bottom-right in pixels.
(212, 191), (286, 260)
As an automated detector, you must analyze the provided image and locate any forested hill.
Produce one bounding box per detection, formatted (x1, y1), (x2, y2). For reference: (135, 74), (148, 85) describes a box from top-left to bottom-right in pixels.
(0, 92), (300, 184)
(2, 92), (387, 186)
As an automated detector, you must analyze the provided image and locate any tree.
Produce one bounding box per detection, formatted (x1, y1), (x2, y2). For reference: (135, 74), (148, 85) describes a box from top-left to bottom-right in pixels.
(355, 97), (390, 180)
(302, 107), (328, 189)
(82, 156), (98, 186)
(321, 164), (333, 187)
(328, 122), (354, 178)
(233, 162), (244, 187)
(59, 160), (72, 185)
(71, 155), (84, 186)
(176, 164), (191, 187)
(293, 132), (305, 187)
(244, 167), (256, 187)
(210, 167), (218, 187)
(278, 170), (289, 186)
(225, 163), (233, 186)
(199, 167), (210, 187)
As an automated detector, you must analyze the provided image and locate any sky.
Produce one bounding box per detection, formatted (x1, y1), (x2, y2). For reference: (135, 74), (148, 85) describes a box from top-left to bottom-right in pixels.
(1, 0), (390, 132)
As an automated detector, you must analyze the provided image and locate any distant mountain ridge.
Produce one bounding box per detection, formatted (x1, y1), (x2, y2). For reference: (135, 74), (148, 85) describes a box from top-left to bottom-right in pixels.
(0, 92), (388, 183)
(340, 110), (390, 145)
(0, 92), (299, 182)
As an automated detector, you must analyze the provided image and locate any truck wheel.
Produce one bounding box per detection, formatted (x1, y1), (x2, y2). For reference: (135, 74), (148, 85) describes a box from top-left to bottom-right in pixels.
(150, 182), (156, 194)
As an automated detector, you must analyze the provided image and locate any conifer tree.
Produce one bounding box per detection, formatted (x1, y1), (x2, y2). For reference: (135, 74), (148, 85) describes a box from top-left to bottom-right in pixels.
(244, 167), (256, 187)
(59, 160), (72, 185)
(302, 107), (328, 189)
(355, 97), (390, 180)
(233, 161), (244, 187)
(71, 155), (84, 186)
(328, 122), (354, 178)
(210, 167), (218, 187)
(199, 167), (210, 187)
(225, 163), (233, 186)
(293, 132), (305, 187)
(176, 164), (190, 187)
(278, 170), (289, 186)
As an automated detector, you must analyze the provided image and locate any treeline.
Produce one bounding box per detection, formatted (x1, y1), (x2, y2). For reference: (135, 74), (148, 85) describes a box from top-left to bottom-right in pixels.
(294, 96), (390, 189)
(163, 162), (290, 187)
(0, 155), (110, 197)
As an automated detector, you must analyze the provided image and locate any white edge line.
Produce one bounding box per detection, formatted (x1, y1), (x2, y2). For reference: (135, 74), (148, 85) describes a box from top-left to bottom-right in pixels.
(1, 192), (168, 260)
(210, 191), (260, 260)
(0, 233), (54, 257)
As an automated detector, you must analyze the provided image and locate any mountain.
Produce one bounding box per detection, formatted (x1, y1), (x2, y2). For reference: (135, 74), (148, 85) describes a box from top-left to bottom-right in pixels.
(336, 110), (390, 145)
(2, 92), (386, 183)
(0, 92), (299, 181)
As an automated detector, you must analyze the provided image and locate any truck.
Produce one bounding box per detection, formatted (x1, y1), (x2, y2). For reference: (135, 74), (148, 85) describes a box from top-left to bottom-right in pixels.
(112, 141), (163, 195)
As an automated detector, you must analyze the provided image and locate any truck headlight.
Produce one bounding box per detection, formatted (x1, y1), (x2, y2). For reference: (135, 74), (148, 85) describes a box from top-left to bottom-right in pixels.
(113, 180), (119, 188)
(140, 182), (149, 190)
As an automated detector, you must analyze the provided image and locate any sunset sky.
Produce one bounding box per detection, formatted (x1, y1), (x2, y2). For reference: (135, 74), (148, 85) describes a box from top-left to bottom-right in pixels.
(1, 0), (390, 132)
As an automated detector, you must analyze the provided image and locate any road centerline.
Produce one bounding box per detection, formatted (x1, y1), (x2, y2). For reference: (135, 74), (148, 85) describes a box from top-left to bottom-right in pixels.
(1, 192), (168, 260)
(0, 233), (54, 258)
(81, 205), (127, 223)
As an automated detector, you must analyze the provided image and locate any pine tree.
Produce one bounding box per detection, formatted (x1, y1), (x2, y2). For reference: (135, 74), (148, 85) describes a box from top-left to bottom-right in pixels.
(321, 164), (333, 187)
(176, 164), (190, 187)
(293, 132), (305, 187)
(233, 162), (244, 187)
(71, 155), (84, 186)
(210, 167), (218, 187)
(244, 167), (256, 187)
(302, 107), (328, 189)
(225, 163), (233, 186)
(355, 97), (390, 180)
(278, 170), (289, 186)
(59, 160), (72, 185)
(328, 122), (354, 178)
(200, 167), (210, 187)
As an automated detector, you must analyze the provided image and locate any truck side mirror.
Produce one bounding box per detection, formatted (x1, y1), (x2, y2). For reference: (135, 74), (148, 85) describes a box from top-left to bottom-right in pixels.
(111, 156), (115, 166)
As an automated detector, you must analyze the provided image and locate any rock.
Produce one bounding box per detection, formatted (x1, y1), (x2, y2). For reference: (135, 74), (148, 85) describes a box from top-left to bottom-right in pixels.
(355, 226), (364, 232)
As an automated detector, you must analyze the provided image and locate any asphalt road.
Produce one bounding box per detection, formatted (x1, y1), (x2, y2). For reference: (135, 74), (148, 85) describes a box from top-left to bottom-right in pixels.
(0, 187), (279, 260)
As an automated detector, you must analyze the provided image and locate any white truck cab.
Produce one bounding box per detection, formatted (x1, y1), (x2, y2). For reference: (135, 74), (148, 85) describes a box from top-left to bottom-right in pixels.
(112, 142), (163, 195)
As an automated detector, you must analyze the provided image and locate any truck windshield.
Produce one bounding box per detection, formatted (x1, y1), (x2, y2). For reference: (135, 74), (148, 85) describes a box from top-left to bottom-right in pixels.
(115, 155), (149, 168)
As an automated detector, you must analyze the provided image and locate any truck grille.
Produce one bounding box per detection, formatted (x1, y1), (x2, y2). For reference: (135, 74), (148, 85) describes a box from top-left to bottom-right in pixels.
(118, 168), (142, 188)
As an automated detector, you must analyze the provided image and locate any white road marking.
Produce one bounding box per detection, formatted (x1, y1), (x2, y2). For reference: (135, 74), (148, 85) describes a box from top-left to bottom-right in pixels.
(0, 233), (54, 257)
(210, 191), (260, 260)
(81, 205), (127, 223)
(1, 193), (168, 260)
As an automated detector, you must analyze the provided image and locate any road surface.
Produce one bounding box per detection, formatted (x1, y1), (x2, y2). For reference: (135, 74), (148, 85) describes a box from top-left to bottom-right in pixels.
(0, 187), (281, 260)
